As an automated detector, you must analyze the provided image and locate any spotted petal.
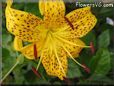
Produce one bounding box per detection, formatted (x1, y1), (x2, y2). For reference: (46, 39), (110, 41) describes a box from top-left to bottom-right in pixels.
(41, 47), (67, 80)
(64, 38), (85, 58)
(20, 43), (43, 60)
(66, 7), (97, 38)
(5, 0), (43, 42)
(14, 37), (23, 51)
(39, 0), (66, 28)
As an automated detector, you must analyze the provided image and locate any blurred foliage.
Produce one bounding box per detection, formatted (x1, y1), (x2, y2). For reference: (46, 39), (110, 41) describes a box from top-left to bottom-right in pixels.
(2, 1), (114, 85)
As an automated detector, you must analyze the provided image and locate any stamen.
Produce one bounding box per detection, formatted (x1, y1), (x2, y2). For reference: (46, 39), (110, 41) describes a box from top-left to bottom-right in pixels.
(90, 42), (95, 54)
(62, 45), (90, 73)
(82, 64), (90, 73)
(54, 47), (66, 76)
(62, 46), (83, 67)
(32, 67), (41, 78)
(55, 35), (90, 48)
(36, 53), (43, 70)
(34, 44), (37, 60)
(64, 16), (74, 30)
(49, 33), (66, 75)
(35, 34), (50, 71)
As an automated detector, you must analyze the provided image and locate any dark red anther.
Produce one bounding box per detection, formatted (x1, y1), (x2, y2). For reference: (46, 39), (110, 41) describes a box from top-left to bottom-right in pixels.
(32, 67), (41, 78)
(34, 44), (37, 60)
(64, 17), (74, 30)
(82, 64), (90, 73)
(90, 42), (95, 54)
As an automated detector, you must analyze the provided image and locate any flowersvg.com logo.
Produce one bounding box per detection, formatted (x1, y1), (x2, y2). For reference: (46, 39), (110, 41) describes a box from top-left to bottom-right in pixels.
(76, 2), (113, 7)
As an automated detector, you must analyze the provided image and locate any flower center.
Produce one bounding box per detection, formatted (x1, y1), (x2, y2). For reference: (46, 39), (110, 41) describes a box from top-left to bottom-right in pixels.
(35, 24), (91, 75)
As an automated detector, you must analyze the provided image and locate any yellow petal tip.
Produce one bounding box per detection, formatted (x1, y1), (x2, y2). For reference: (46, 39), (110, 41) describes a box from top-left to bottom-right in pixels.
(6, 0), (13, 7)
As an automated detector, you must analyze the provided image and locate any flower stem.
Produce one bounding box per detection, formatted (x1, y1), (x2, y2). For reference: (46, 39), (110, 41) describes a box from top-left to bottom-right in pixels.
(0, 59), (19, 83)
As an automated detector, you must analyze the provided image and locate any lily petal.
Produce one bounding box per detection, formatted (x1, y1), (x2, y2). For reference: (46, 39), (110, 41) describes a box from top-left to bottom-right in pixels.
(42, 48), (67, 80)
(64, 38), (85, 58)
(6, 0), (43, 42)
(14, 37), (23, 51)
(66, 7), (97, 38)
(20, 43), (41, 60)
(39, 0), (66, 28)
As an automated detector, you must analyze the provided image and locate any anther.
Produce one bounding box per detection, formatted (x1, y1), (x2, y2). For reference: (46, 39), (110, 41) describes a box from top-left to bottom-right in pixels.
(32, 67), (41, 78)
(34, 44), (38, 60)
(82, 64), (90, 73)
(90, 42), (95, 54)
(62, 45), (90, 73)
(64, 16), (74, 30)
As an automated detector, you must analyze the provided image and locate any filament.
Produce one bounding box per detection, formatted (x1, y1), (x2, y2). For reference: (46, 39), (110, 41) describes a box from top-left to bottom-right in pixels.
(36, 53), (43, 70)
(49, 33), (66, 75)
(55, 35), (90, 48)
(62, 45), (84, 68)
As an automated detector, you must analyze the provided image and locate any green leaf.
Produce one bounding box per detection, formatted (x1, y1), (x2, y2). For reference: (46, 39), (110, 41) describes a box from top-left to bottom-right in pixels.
(89, 49), (111, 75)
(98, 30), (110, 48)
(2, 50), (17, 79)
(79, 75), (114, 85)
(81, 31), (96, 46)
(99, 7), (113, 17)
(100, 8), (113, 14)
(67, 58), (82, 78)
(89, 74), (113, 83)
(13, 3), (25, 10)
(94, 50), (111, 75)
(2, 48), (10, 58)
(2, 34), (12, 48)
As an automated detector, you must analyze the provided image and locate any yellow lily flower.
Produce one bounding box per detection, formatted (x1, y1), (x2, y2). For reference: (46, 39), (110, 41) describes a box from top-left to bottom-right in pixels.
(5, 0), (97, 80)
